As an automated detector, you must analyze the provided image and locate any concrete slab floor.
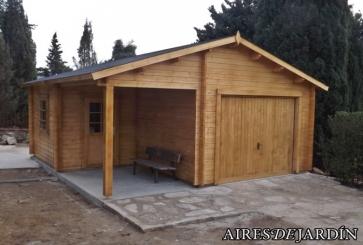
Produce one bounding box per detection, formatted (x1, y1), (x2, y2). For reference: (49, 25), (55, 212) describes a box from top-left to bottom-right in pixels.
(60, 166), (194, 200)
(0, 145), (38, 169)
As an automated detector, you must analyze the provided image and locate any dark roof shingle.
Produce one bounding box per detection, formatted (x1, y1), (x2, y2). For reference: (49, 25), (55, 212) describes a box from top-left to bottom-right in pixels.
(24, 42), (203, 85)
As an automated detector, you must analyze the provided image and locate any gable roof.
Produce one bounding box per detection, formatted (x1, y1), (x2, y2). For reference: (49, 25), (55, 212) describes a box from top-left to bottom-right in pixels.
(23, 32), (328, 91)
(235, 33), (328, 91)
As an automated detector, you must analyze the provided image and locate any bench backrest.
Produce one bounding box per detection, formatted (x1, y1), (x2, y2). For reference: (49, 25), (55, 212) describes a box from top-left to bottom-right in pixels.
(146, 147), (181, 163)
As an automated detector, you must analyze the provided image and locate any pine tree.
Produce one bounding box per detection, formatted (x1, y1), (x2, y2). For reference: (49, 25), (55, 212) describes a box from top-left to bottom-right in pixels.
(36, 67), (50, 78)
(0, 32), (15, 115)
(45, 32), (72, 76)
(73, 19), (97, 69)
(111, 39), (137, 61)
(1, 0), (37, 115)
(194, 0), (257, 42)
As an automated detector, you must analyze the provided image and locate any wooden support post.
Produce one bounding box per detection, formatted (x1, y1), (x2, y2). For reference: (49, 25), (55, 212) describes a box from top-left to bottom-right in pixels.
(199, 51), (207, 186)
(53, 84), (61, 171)
(103, 84), (114, 197)
(28, 87), (34, 154)
(214, 94), (222, 185)
(307, 86), (316, 170)
(293, 98), (301, 174)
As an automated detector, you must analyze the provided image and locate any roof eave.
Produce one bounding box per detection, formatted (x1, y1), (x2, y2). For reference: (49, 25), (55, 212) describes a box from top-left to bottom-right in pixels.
(91, 36), (237, 80)
(21, 73), (94, 87)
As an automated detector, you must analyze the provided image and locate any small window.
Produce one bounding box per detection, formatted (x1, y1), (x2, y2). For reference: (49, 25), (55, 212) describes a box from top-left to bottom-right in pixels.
(39, 100), (47, 131)
(89, 102), (103, 133)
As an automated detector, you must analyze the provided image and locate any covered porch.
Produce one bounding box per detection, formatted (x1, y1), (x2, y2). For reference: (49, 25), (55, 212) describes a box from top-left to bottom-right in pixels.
(100, 85), (197, 197)
(59, 166), (194, 200)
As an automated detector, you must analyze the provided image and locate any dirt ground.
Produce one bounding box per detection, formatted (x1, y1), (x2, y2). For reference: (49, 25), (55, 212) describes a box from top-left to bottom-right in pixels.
(0, 169), (300, 245)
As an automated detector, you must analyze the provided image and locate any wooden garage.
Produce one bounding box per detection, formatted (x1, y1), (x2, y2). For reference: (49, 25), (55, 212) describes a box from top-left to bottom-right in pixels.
(23, 32), (328, 197)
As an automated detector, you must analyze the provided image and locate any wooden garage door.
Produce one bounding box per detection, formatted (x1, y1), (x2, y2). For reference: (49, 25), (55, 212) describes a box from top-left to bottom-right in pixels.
(217, 96), (295, 183)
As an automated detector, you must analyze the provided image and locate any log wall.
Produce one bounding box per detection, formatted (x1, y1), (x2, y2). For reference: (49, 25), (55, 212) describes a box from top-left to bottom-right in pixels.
(202, 46), (313, 184)
(32, 85), (54, 166)
(135, 88), (196, 184)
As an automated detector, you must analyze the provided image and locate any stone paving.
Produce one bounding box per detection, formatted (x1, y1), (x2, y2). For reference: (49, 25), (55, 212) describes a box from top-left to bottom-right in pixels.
(106, 186), (249, 231)
(105, 173), (363, 232)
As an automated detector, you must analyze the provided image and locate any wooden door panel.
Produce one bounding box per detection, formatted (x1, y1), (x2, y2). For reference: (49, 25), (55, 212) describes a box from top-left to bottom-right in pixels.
(87, 133), (103, 166)
(218, 96), (295, 183)
(84, 99), (104, 167)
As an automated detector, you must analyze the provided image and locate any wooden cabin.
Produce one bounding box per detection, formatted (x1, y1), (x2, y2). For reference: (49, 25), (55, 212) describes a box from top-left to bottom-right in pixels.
(23, 32), (328, 197)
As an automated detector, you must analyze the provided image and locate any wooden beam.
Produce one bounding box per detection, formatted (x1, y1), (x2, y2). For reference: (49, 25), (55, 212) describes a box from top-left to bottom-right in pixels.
(228, 43), (239, 48)
(250, 51), (262, 60)
(294, 76), (305, 83)
(199, 52), (207, 186)
(103, 84), (114, 197)
(133, 67), (144, 73)
(170, 57), (180, 63)
(60, 80), (97, 87)
(28, 87), (34, 154)
(97, 78), (107, 86)
(273, 65), (285, 72)
(21, 74), (94, 87)
(217, 89), (303, 97)
(53, 84), (61, 171)
(98, 79), (199, 89)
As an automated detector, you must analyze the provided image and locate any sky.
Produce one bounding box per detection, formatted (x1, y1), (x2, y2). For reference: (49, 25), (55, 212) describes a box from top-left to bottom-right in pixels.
(23, 0), (363, 68)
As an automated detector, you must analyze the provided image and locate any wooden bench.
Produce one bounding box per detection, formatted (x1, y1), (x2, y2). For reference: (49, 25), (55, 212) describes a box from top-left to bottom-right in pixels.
(131, 147), (181, 183)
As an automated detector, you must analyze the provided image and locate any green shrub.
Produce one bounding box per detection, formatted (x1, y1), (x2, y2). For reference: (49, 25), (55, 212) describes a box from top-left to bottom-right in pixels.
(320, 111), (363, 186)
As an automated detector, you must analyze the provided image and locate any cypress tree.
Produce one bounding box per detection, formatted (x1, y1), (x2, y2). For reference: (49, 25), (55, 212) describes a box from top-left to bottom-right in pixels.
(0, 0), (4, 29)
(347, 13), (363, 112)
(45, 32), (72, 76)
(254, 0), (358, 168)
(0, 32), (15, 115)
(111, 39), (137, 61)
(73, 19), (97, 69)
(1, 0), (37, 115)
(194, 0), (257, 42)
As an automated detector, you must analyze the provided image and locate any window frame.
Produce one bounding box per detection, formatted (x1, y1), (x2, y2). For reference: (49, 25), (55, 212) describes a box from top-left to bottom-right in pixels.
(84, 98), (104, 135)
(39, 95), (49, 134)
(88, 101), (104, 134)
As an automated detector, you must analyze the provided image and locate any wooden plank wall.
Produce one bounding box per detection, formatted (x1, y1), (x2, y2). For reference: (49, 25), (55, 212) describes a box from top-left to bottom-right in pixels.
(32, 85), (54, 166)
(204, 46), (313, 184)
(60, 84), (103, 170)
(115, 88), (136, 165)
(108, 54), (201, 90)
(135, 88), (196, 184)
